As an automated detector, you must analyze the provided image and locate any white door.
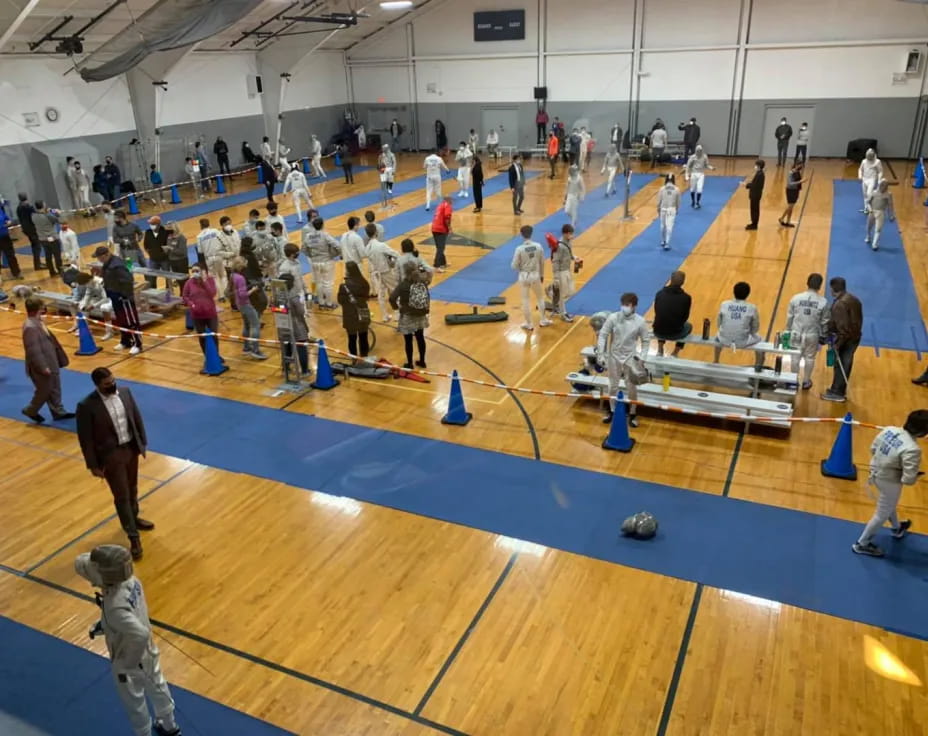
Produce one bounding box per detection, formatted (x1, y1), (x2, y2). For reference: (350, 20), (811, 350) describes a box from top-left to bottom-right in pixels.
(760, 106), (815, 158)
(481, 107), (519, 149)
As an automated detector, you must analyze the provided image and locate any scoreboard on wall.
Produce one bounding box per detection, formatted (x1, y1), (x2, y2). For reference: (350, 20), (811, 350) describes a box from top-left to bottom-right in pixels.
(474, 10), (525, 41)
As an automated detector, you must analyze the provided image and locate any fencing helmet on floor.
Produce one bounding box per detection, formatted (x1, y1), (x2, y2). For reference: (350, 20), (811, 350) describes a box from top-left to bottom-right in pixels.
(620, 511), (659, 539)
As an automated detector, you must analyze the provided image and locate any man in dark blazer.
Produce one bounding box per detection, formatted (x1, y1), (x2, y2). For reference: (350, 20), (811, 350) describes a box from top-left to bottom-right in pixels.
(76, 367), (152, 559)
(745, 159), (766, 230)
(508, 153), (525, 215)
(21, 296), (74, 423)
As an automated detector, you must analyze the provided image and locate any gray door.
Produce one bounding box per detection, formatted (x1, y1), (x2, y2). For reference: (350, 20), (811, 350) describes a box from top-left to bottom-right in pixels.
(760, 106), (815, 158)
(481, 107), (520, 149)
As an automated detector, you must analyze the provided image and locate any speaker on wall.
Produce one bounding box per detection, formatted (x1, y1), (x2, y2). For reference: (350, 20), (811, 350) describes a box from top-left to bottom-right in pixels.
(246, 75), (264, 97)
(533, 86), (547, 100)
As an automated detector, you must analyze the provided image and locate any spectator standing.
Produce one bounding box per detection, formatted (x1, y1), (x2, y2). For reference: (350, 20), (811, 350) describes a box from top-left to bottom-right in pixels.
(21, 296), (74, 423)
(821, 277), (863, 403)
(0, 206), (22, 279)
(337, 261), (372, 361)
(390, 260), (432, 369)
(431, 196), (453, 272)
(182, 264), (223, 362)
(31, 200), (62, 276)
(94, 245), (143, 355)
(16, 193), (44, 271)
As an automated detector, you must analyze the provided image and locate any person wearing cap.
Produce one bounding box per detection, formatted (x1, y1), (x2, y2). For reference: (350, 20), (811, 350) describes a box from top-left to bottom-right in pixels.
(142, 216), (168, 288)
(94, 245), (143, 355)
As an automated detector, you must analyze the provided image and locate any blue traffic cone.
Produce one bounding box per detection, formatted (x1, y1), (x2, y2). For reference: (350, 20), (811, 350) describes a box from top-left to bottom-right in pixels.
(74, 313), (103, 356)
(127, 193), (140, 214)
(170, 185), (181, 204)
(310, 339), (339, 390)
(257, 166), (264, 184)
(215, 174), (226, 194)
(820, 412), (857, 480)
(200, 329), (228, 376)
(915, 159), (926, 189)
(441, 369), (473, 425)
(602, 391), (635, 452)
(302, 157), (311, 175)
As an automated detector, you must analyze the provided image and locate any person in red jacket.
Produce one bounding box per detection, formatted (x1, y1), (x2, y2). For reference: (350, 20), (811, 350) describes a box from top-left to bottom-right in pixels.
(431, 195), (453, 272)
(546, 131), (559, 179)
(181, 264), (224, 364)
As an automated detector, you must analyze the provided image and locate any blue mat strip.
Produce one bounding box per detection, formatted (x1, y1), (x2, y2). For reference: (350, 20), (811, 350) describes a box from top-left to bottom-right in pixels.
(431, 174), (657, 304)
(569, 176), (743, 315)
(0, 615), (292, 735)
(828, 179), (927, 351)
(0, 357), (925, 640)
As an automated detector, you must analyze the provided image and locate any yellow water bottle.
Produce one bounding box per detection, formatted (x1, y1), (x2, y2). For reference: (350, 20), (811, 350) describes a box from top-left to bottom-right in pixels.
(662, 373), (671, 392)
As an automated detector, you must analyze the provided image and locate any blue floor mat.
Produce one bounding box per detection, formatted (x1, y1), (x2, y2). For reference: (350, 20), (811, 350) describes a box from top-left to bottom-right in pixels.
(430, 174), (657, 304)
(570, 176), (743, 315)
(1, 356), (926, 640)
(0, 615), (292, 735)
(828, 179), (927, 351)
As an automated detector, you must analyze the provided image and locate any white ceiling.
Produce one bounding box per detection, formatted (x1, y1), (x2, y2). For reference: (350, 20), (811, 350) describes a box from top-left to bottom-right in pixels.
(0, 0), (428, 55)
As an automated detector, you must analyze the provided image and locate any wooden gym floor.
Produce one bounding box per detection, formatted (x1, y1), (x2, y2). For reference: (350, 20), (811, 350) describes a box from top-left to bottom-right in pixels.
(1, 152), (927, 735)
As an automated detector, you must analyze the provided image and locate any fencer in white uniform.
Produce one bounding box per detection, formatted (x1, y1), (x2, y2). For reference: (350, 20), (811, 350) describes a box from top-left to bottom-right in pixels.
(511, 225), (551, 330)
(468, 129), (480, 155)
(70, 161), (93, 213)
(550, 223), (578, 322)
(865, 180), (895, 251)
(277, 140), (291, 176)
(601, 145), (624, 197)
(486, 129), (499, 159)
(578, 127), (592, 171)
(785, 272), (829, 390)
(366, 226), (400, 321)
(340, 217), (369, 268)
(713, 281), (762, 364)
(657, 174), (680, 250)
(260, 136), (273, 162)
(858, 148), (883, 213)
(852, 410), (928, 557)
(595, 294), (650, 427)
(301, 217), (340, 309)
(74, 545), (181, 736)
(79, 268), (115, 340)
(379, 144), (397, 198)
(684, 145), (715, 209)
(423, 152), (449, 210)
(563, 165), (586, 227)
(310, 135), (326, 179)
(454, 143), (474, 197)
(283, 165), (312, 223)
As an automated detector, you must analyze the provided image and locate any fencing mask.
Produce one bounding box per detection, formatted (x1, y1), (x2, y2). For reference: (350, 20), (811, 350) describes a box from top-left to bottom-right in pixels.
(590, 311), (610, 332)
(620, 511), (659, 540)
(89, 544), (134, 585)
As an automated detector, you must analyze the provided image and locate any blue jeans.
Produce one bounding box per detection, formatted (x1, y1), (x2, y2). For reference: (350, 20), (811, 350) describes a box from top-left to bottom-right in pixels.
(239, 303), (261, 353)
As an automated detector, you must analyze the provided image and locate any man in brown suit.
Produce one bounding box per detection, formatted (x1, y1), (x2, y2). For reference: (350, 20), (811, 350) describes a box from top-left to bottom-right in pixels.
(21, 296), (74, 423)
(76, 367), (152, 559)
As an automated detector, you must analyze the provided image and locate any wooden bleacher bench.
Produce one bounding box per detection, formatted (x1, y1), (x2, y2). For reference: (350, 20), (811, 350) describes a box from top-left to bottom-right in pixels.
(565, 371), (794, 429)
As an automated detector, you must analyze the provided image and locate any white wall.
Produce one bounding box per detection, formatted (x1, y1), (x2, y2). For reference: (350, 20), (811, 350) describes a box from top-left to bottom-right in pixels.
(161, 53), (262, 126)
(749, 0), (928, 44)
(641, 0), (740, 48)
(547, 54), (632, 101)
(416, 58), (536, 102)
(283, 51), (349, 110)
(546, 0), (632, 52)
(0, 58), (136, 144)
(639, 49), (737, 100)
(351, 64), (411, 103)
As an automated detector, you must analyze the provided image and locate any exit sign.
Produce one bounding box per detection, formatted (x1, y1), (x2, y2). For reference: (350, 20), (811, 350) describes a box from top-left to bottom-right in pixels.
(474, 10), (525, 41)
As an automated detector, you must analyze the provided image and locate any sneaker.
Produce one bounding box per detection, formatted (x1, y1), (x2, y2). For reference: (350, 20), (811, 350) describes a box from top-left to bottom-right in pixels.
(539, 319), (553, 327)
(628, 415), (639, 428)
(415, 359), (427, 368)
(520, 323), (534, 331)
(101, 331), (113, 341)
(113, 344), (125, 351)
(851, 542), (884, 557)
(864, 237), (871, 244)
(801, 380), (812, 390)
(129, 346), (141, 355)
(871, 244), (878, 251)
(562, 313), (574, 323)
(661, 244), (670, 251)
(602, 413), (613, 424)
(745, 224), (758, 231)
(695, 203), (702, 210)
(820, 390), (846, 402)
(912, 374), (928, 386)
(783, 222), (795, 228)
(437, 267), (446, 273)
(892, 519), (912, 539)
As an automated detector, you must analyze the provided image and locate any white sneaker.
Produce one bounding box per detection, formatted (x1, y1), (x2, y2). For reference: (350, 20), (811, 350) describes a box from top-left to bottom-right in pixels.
(539, 319), (553, 327)
(101, 331), (113, 341)
(520, 323), (534, 331)
(113, 344), (125, 351)
(129, 346), (141, 355)
(864, 237), (870, 244)
(383, 315), (393, 322)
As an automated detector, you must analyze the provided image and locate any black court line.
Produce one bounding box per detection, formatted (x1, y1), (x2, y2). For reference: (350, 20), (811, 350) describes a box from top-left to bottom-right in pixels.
(884, 159), (898, 182)
(414, 552), (519, 717)
(11, 571), (470, 736)
(23, 463), (194, 575)
(654, 583), (704, 736)
(764, 170), (815, 343)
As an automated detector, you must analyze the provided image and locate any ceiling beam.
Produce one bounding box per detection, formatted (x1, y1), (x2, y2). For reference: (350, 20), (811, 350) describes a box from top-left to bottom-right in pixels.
(345, 0), (449, 53)
(0, 0), (42, 54)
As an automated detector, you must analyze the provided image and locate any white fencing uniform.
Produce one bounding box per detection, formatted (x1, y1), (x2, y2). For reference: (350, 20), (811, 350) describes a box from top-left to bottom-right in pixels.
(596, 309), (650, 413)
(283, 169), (312, 222)
(311, 138), (326, 178)
(858, 153), (883, 212)
(551, 239), (576, 317)
(685, 151), (713, 197)
(602, 151), (623, 196)
(260, 140), (273, 161)
(785, 289), (829, 383)
(79, 275), (114, 338)
(468, 132), (479, 154)
(455, 146), (474, 196)
(866, 190), (893, 250)
(511, 239), (549, 328)
(340, 228), (368, 267)
(858, 426), (922, 545)
(579, 131), (592, 170)
(71, 168), (92, 210)
(379, 151), (397, 196)
(277, 143), (291, 171)
(424, 154), (448, 209)
(302, 226), (340, 308)
(657, 183), (680, 248)
(564, 175), (586, 227)
(74, 554), (179, 736)
(60, 227), (81, 268)
(716, 298), (761, 348)
(367, 237), (400, 320)
(185, 161), (204, 199)
(486, 130), (499, 158)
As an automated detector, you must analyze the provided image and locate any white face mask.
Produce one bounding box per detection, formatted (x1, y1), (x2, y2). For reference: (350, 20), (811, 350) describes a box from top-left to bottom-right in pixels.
(621, 305), (634, 315)
(223, 225), (233, 233)
(151, 226), (159, 232)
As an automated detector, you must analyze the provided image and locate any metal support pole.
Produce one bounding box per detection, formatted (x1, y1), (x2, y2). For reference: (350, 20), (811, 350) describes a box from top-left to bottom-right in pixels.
(619, 169), (635, 222)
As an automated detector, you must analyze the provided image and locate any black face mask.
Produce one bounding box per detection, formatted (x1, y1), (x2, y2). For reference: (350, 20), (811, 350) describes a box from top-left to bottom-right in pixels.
(100, 382), (117, 395)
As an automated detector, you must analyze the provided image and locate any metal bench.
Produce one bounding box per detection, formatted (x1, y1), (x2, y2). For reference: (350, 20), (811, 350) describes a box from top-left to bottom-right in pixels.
(138, 288), (185, 314)
(33, 290), (162, 328)
(681, 335), (801, 359)
(565, 371), (794, 429)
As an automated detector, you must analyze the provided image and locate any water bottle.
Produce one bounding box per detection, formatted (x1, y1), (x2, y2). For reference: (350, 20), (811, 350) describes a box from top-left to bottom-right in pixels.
(826, 347), (835, 367)
(662, 373), (671, 392)
(701, 318), (710, 340)
(773, 331), (781, 348)
(126, 257), (133, 270)
(782, 332), (791, 349)
(774, 356), (782, 375)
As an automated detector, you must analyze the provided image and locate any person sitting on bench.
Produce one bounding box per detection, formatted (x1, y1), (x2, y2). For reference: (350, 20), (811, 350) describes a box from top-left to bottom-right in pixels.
(714, 280), (761, 364)
(653, 270), (692, 357)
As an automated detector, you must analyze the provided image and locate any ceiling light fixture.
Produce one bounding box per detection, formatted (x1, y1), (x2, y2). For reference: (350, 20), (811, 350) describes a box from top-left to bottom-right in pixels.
(380, 1), (413, 9)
